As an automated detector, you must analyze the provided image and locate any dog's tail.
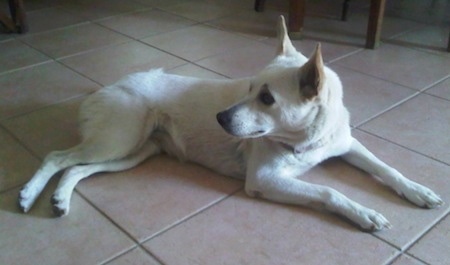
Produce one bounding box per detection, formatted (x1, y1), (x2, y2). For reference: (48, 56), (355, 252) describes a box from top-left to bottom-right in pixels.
(277, 15), (297, 56)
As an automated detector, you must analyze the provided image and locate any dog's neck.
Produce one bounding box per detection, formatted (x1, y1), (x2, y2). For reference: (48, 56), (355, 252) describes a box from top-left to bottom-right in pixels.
(278, 134), (330, 154)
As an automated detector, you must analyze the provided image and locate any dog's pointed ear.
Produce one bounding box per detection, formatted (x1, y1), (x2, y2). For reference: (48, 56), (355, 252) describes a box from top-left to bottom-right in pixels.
(277, 16), (297, 56)
(298, 43), (325, 99)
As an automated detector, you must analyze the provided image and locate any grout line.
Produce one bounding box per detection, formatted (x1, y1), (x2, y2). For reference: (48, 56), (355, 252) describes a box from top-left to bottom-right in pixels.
(97, 245), (139, 265)
(0, 92), (93, 123)
(75, 184), (243, 259)
(383, 252), (402, 265)
(98, 244), (167, 265)
(0, 59), (53, 77)
(54, 38), (136, 61)
(330, 63), (423, 92)
(139, 187), (244, 244)
(74, 188), (142, 243)
(138, 244), (168, 265)
(380, 211), (450, 265)
(91, 7), (156, 24)
(403, 210), (450, 252)
(420, 74), (450, 93)
(0, 123), (43, 162)
(353, 91), (421, 128)
(356, 128), (450, 167)
(401, 253), (432, 265)
(327, 47), (365, 64)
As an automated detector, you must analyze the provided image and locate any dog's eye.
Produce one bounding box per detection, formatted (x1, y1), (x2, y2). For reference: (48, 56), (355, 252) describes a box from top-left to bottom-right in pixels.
(259, 91), (275, 106)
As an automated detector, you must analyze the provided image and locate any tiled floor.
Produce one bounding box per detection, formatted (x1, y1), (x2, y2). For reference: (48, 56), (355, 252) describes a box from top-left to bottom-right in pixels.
(1, 0), (449, 264)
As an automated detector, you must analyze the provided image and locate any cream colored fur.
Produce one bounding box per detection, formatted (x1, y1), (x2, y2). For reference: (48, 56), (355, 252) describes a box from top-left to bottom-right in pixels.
(19, 16), (442, 231)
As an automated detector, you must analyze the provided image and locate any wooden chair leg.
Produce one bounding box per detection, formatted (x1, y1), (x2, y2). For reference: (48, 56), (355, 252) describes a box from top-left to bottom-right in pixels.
(341, 0), (351, 21)
(9, 0), (28, 33)
(447, 30), (450, 52)
(0, 12), (16, 32)
(288, 0), (305, 37)
(0, 0), (27, 33)
(365, 0), (386, 49)
(254, 0), (266, 12)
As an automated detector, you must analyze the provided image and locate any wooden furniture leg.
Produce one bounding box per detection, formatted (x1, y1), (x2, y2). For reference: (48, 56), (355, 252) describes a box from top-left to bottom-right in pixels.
(341, 0), (351, 21)
(0, 0), (27, 33)
(365, 0), (386, 49)
(254, 0), (266, 12)
(447, 31), (450, 52)
(288, 0), (305, 38)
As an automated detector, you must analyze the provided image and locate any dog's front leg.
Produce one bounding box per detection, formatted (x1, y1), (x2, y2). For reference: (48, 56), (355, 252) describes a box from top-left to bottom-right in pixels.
(342, 138), (443, 208)
(245, 154), (392, 231)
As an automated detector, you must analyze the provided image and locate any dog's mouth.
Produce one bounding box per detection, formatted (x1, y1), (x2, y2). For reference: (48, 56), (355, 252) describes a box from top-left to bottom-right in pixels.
(248, 130), (266, 137)
(220, 124), (266, 138)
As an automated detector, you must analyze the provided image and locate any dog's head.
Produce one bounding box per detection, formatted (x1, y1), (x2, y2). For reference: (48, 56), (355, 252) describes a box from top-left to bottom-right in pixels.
(216, 16), (327, 141)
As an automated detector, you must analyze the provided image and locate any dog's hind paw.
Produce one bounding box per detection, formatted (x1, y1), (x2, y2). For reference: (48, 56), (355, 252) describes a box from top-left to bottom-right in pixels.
(399, 182), (444, 209)
(18, 185), (38, 213)
(51, 195), (70, 217)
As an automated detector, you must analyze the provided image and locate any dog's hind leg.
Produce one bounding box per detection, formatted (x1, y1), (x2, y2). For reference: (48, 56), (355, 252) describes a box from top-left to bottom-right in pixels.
(51, 140), (160, 216)
(19, 87), (159, 213)
(342, 138), (443, 208)
(18, 144), (95, 212)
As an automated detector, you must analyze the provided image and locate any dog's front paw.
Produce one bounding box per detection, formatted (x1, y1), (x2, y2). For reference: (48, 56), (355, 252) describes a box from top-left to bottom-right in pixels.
(352, 208), (392, 232)
(51, 194), (70, 217)
(399, 182), (443, 209)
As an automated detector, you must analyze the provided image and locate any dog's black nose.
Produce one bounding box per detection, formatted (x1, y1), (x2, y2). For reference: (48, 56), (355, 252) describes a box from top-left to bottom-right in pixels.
(216, 111), (230, 127)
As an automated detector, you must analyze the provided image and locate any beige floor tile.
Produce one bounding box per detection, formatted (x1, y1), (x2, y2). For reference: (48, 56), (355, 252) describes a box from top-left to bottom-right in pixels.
(59, 0), (147, 21)
(207, 9), (284, 40)
(332, 65), (417, 126)
(0, 128), (40, 192)
(142, 25), (259, 62)
(1, 1), (449, 264)
(106, 247), (161, 265)
(195, 42), (275, 78)
(144, 191), (397, 265)
(26, 7), (87, 34)
(160, 1), (234, 22)
(263, 36), (362, 63)
(425, 77), (450, 101)
(408, 214), (450, 265)
(390, 26), (450, 55)
(20, 23), (130, 59)
(0, 39), (50, 74)
(98, 9), (196, 39)
(205, 0), (255, 10)
(2, 98), (83, 159)
(60, 41), (186, 85)
(0, 62), (98, 120)
(384, 0), (449, 25)
(299, 130), (450, 249)
(302, 15), (368, 47)
(301, 13), (422, 47)
(76, 155), (243, 242)
(132, 0), (198, 8)
(360, 94), (450, 164)
(336, 44), (450, 90)
(168, 63), (228, 79)
(390, 254), (426, 265)
(20, 0), (59, 12)
(0, 33), (14, 42)
(0, 187), (134, 265)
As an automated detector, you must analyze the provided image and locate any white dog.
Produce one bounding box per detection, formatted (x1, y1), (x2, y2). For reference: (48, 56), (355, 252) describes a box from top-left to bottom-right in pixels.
(19, 16), (442, 231)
